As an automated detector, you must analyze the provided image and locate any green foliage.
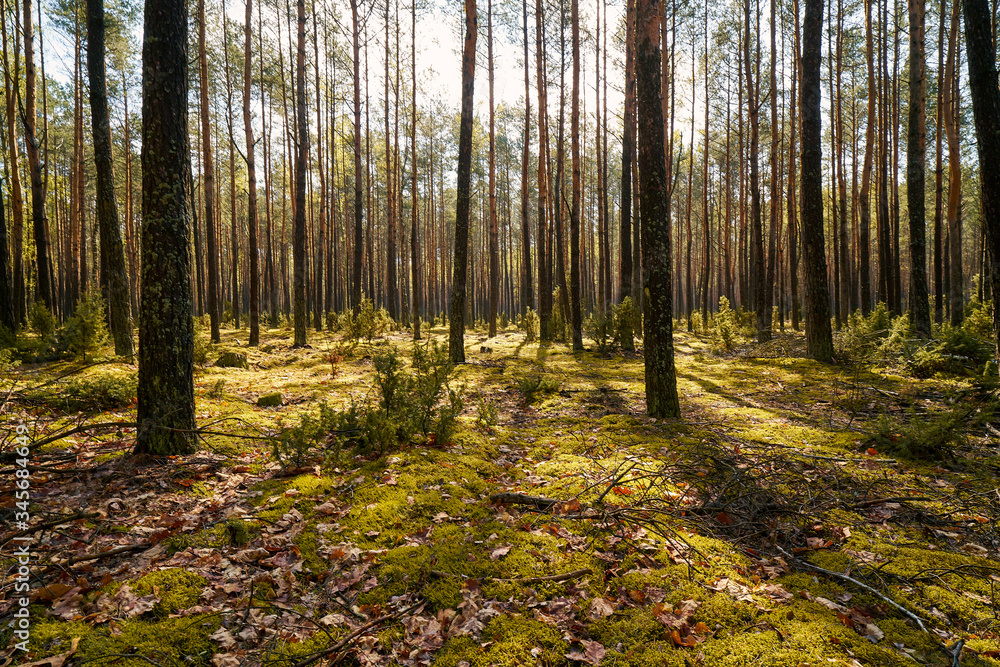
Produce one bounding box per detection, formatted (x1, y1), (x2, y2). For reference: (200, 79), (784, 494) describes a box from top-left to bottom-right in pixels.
(689, 309), (704, 332)
(963, 298), (993, 340)
(346, 298), (394, 341)
(192, 334), (211, 366)
(550, 288), (567, 342)
(515, 373), (560, 404)
(59, 372), (137, 412)
(615, 296), (642, 342)
(499, 311), (510, 329)
(520, 308), (538, 342)
(711, 297), (740, 352)
(908, 325), (992, 378)
(585, 308), (614, 356)
(29, 301), (55, 338)
(871, 409), (961, 461)
(59, 294), (110, 361)
(474, 394), (499, 432)
(271, 342), (464, 464)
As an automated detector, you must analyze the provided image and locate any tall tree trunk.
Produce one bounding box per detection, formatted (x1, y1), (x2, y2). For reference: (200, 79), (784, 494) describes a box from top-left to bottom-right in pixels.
(801, 0), (834, 361)
(0, 186), (11, 333)
(87, 0), (134, 356)
(520, 0), (532, 317)
(244, 0), (260, 344)
(313, 8), (326, 330)
(450, 0), (477, 363)
(536, 0), (550, 341)
(22, 0), (50, 309)
(569, 0), (583, 350)
(745, 0), (766, 341)
(907, 0), (930, 335)
(619, 0), (636, 351)
(350, 0), (363, 316)
(135, 0), (196, 455)
(789, 0), (801, 327)
(2, 3), (24, 325)
(488, 0), (498, 338)
(383, 0), (397, 322)
(292, 0), (308, 346)
(411, 0), (421, 339)
(636, 0), (679, 417)
(944, 0), (962, 326)
(963, 0), (1000, 355)
(199, 0), (220, 342)
(933, 0), (945, 323)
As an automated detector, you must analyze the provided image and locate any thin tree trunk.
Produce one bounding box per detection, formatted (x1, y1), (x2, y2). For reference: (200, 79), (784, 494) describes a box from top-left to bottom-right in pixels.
(944, 0), (962, 326)
(450, 0), (477, 363)
(350, 0), (363, 316)
(87, 0), (134, 356)
(292, 0), (308, 346)
(22, 0), (50, 309)
(907, 0), (930, 335)
(199, 0), (220, 342)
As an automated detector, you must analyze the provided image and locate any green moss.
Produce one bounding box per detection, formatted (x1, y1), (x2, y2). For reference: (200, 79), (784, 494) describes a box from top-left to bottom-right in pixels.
(435, 615), (569, 667)
(27, 615), (218, 667)
(132, 568), (207, 617)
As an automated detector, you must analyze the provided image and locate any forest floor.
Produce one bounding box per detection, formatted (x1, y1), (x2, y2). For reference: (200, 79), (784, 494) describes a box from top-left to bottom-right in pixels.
(4, 321), (1000, 667)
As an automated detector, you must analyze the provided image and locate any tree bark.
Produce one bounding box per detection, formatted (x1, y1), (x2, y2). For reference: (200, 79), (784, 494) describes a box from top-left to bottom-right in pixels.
(801, 0), (834, 361)
(350, 0), (363, 316)
(198, 0), (220, 343)
(943, 0), (962, 326)
(87, 0), (134, 357)
(22, 0), (50, 310)
(907, 0), (930, 336)
(450, 0), (477, 364)
(636, 0), (680, 418)
(569, 0), (583, 350)
(488, 0), (498, 338)
(245, 0), (260, 344)
(135, 0), (196, 455)
(962, 0), (1000, 356)
(619, 0), (636, 351)
(293, 0), (308, 346)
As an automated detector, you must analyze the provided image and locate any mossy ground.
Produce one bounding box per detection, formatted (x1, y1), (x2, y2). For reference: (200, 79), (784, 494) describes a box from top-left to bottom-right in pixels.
(4, 320), (1000, 665)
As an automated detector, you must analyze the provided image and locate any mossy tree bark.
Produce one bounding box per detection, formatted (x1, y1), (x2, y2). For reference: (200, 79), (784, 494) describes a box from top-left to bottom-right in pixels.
(519, 0), (532, 318)
(87, 0), (134, 358)
(292, 0), (308, 347)
(907, 0), (931, 337)
(410, 0), (421, 340)
(962, 0), (1000, 359)
(487, 0), (498, 339)
(244, 0), (260, 346)
(0, 193), (12, 333)
(569, 0), (583, 351)
(2, 4), (25, 325)
(800, 0), (835, 362)
(198, 0), (220, 344)
(635, 0), (680, 419)
(350, 0), (363, 318)
(22, 0), (50, 311)
(535, 0), (550, 342)
(619, 0), (635, 352)
(449, 0), (477, 364)
(135, 0), (196, 456)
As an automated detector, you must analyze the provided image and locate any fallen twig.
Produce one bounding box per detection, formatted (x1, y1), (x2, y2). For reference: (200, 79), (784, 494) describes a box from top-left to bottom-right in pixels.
(287, 600), (425, 667)
(777, 546), (927, 632)
(0, 511), (100, 547)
